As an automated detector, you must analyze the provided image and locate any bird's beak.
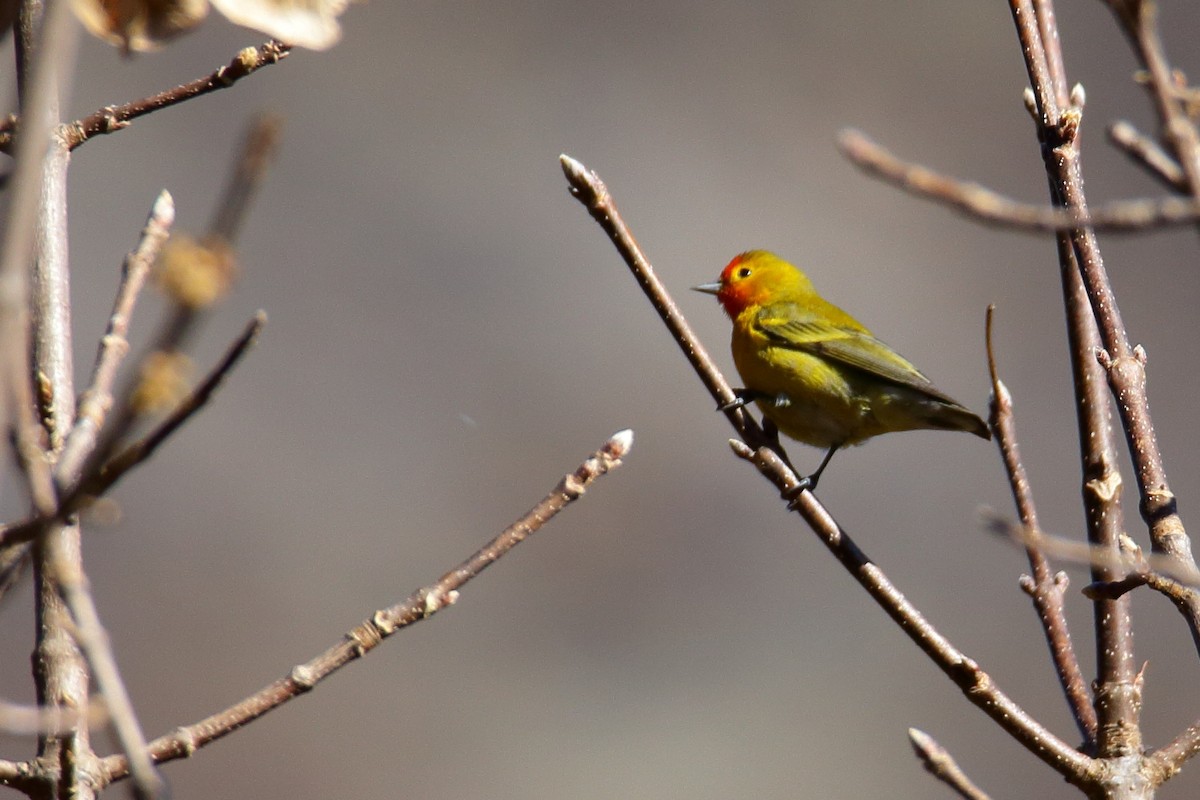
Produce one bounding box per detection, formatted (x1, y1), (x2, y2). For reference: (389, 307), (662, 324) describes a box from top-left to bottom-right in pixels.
(692, 281), (721, 295)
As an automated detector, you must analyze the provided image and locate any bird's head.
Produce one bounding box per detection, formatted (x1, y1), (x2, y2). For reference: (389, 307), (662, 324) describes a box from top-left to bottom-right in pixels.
(693, 250), (815, 318)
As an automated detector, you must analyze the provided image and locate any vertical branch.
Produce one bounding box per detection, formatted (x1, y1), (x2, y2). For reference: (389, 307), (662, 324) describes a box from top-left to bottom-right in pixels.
(1011, 0), (1143, 760)
(12, 3), (96, 800)
(1058, 237), (1138, 755)
(31, 138), (74, 449)
(986, 308), (1096, 743)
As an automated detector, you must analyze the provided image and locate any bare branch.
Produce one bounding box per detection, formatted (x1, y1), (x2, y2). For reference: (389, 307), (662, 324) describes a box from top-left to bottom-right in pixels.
(1149, 720), (1200, 785)
(57, 191), (175, 487)
(209, 114), (283, 243)
(559, 155), (760, 442)
(0, 41), (292, 154)
(908, 728), (993, 800)
(51, 549), (164, 800)
(1108, 120), (1186, 190)
(0, 697), (102, 736)
(839, 128), (1200, 233)
(84, 312), (266, 498)
(986, 306), (1095, 742)
(0, 314), (265, 554)
(98, 429), (633, 785)
(1010, 0), (1150, 762)
(562, 155), (1095, 786)
(1103, 0), (1200, 195)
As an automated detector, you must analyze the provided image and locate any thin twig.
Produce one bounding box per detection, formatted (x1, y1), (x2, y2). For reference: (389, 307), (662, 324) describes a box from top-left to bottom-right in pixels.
(0, 757), (36, 792)
(0, 313), (266, 553)
(561, 155), (1095, 787)
(985, 306), (1095, 742)
(91, 117), (278, 467)
(56, 191), (175, 486)
(85, 312), (266, 497)
(908, 728), (993, 800)
(1108, 120), (1186, 190)
(0, 41), (292, 154)
(51, 549), (164, 800)
(1104, 0), (1200, 195)
(0, 0), (76, 446)
(838, 128), (1200, 233)
(98, 429), (633, 785)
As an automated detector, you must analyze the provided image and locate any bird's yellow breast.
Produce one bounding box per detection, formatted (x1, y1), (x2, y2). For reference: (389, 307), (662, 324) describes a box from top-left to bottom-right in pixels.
(730, 311), (868, 447)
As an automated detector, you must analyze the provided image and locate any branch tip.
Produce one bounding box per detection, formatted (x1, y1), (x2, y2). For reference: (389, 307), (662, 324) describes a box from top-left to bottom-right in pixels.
(606, 428), (634, 458)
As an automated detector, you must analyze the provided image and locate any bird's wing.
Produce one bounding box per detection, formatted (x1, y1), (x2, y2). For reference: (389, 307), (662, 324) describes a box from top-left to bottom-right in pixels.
(754, 304), (960, 403)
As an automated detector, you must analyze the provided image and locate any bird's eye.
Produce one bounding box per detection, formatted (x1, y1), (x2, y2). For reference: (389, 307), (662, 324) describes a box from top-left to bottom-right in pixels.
(737, 267), (752, 279)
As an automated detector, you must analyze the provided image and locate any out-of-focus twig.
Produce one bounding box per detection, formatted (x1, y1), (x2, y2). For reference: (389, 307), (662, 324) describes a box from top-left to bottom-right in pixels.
(1104, 0), (1200, 195)
(98, 430), (632, 785)
(209, 113), (282, 243)
(0, 314), (266, 552)
(85, 312), (266, 498)
(839, 128), (1200, 233)
(1108, 120), (1186, 190)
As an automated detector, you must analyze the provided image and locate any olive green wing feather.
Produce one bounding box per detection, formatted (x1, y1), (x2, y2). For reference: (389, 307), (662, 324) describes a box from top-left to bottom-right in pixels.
(753, 303), (961, 404)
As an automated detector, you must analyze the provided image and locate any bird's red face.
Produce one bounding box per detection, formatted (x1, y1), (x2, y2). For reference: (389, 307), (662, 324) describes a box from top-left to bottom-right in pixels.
(695, 252), (772, 318)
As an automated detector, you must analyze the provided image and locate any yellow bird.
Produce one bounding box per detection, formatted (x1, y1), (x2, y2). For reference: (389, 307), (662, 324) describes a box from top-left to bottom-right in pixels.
(694, 250), (989, 489)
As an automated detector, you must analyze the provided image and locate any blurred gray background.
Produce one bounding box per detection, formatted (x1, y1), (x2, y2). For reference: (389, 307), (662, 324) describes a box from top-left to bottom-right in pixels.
(4, 2), (1200, 798)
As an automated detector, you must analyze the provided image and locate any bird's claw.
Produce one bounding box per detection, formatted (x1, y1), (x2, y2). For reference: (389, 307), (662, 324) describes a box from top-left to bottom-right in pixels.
(719, 389), (765, 411)
(785, 475), (815, 508)
(719, 389), (792, 411)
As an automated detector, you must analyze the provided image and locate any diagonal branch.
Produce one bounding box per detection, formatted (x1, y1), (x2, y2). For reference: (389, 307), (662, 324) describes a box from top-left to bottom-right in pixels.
(56, 190), (175, 487)
(97, 429), (633, 785)
(908, 728), (993, 800)
(1108, 120), (1186, 190)
(0, 41), (291, 154)
(560, 154), (1095, 787)
(83, 312), (266, 499)
(0, 313), (266, 553)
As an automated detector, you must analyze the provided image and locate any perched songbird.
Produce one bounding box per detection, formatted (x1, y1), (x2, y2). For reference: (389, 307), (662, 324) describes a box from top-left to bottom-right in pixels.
(694, 250), (989, 489)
